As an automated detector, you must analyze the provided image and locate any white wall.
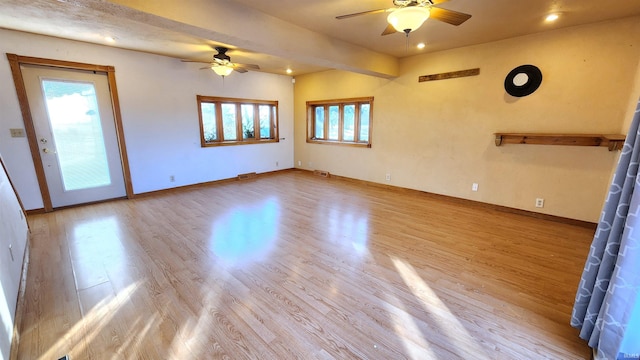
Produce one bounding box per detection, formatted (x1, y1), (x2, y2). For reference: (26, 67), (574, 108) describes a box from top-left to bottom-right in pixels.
(0, 153), (29, 360)
(0, 29), (295, 210)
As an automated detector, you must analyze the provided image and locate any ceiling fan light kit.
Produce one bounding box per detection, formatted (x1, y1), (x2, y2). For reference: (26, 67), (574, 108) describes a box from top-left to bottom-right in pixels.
(212, 65), (233, 76)
(336, 0), (471, 40)
(387, 6), (430, 33)
(181, 46), (260, 78)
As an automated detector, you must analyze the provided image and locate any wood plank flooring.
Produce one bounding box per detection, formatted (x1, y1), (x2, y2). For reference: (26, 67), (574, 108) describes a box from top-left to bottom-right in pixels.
(15, 170), (593, 359)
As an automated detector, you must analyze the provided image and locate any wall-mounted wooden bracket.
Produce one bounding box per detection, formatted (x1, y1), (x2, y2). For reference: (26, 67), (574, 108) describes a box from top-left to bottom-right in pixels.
(494, 133), (626, 151)
(419, 68), (480, 82)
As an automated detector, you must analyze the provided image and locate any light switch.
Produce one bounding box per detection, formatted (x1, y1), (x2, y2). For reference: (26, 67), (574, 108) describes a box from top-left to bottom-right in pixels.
(10, 128), (26, 138)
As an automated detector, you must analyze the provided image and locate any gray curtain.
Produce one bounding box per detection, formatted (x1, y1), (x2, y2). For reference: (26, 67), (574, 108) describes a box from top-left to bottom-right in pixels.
(571, 98), (640, 360)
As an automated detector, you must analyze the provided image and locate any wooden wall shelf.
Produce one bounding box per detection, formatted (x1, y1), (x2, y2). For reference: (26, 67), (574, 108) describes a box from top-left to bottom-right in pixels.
(494, 133), (626, 151)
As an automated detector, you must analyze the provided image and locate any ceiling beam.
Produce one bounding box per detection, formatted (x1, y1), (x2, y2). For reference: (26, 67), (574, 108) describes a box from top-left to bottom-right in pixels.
(68, 0), (400, 78)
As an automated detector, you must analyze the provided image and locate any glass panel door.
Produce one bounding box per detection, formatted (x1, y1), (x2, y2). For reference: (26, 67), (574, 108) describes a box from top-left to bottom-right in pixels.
(42, 80), (112, 191)
(21, 64), (126, 208)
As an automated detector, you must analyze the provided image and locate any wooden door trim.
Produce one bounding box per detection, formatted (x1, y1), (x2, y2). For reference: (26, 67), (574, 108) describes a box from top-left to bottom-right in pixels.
(6, 54), (52, 211)
(6, 53), (134, 212)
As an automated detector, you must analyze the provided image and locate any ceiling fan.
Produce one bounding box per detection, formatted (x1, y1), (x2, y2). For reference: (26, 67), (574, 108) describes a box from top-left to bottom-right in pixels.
(182, 46), (260, 77)
(336, 0), (472, 36)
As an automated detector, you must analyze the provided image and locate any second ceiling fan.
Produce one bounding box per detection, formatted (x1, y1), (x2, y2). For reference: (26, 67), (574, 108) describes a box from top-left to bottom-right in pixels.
(336, 0), (472, 36)
(182, 47), (260, 77)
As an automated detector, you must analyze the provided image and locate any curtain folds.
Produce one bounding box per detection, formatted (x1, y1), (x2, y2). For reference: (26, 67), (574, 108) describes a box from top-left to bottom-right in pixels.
(571, 98), (640, 360)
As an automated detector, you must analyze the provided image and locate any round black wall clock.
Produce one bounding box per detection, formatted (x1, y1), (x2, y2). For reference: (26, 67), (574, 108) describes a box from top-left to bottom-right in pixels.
(504, 64), (543, 97)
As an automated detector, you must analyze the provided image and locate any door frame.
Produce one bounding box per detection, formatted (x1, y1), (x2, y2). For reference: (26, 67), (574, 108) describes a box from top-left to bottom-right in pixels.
(7, 53), (133, 212)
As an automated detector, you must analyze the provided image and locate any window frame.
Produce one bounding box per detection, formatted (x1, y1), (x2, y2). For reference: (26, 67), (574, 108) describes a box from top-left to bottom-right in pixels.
(306, 97), (373, 148)
(197, 95), (279, 147)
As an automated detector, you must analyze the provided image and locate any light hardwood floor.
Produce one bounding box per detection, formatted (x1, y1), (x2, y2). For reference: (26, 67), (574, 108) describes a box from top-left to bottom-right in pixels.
(16, 170), (593, 359)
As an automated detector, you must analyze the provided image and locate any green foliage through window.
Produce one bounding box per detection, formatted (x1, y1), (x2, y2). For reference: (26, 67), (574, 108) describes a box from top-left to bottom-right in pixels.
(306, 97), (373, 147)
(197, 96), (278, 147)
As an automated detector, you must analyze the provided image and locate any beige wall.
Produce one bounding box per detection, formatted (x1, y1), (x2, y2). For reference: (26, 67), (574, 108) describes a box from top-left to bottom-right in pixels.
(622, 51), (640, 132)
(293, 17), (640, 222)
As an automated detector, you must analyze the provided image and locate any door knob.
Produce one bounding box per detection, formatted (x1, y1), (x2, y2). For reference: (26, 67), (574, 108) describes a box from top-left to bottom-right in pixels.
(42, 148), (56, 154)
(40, 137), (48, 144)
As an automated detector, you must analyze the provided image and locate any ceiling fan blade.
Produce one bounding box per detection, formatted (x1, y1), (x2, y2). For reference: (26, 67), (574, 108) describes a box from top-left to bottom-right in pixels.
(429, 7), (472, 26)
(336, 8), (390, 20)
(429, 0), (451, 5)
(182, 59), (212, 64)
(234, 67), (249, 73)
(235, 63), (260, 70)
(199, 66), (213, 70)
(381, 23), (397, 36)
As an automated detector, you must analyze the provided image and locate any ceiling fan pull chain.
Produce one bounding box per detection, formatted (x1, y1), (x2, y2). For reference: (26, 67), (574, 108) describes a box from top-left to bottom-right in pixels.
(405, 29), (410, 53)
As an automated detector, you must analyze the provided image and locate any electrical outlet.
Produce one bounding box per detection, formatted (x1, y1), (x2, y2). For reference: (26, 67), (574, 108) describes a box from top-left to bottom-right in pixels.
(535, 198), (544, 208)
(298, 160), (301, 166)
(276, 161), (279, 167)
(385, 173), (391, 181)
(169, 175), (175, 182)
(472, 183), (479, 192)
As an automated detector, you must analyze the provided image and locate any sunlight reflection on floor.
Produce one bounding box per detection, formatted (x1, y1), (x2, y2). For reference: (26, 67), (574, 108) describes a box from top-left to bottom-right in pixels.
(382, 294), (440, 359)
(41, 281), (141, 359)
(70, 216), (125, 266)
(390, 256), (491, 358)
(209, 197), (280, 265)
(114, 315), (157, 359)
(173, 316), (206, 357)
(170, 290), (222, 358)
(327, 206), (370, 256)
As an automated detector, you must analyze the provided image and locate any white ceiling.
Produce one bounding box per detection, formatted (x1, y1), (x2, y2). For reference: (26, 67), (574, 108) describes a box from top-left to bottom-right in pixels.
(1, 0), (639, 78)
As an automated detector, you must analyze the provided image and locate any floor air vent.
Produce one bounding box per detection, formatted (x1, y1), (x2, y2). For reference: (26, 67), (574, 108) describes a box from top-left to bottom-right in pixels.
(313, 170), (330, 178)
(237, 172), (257, 180)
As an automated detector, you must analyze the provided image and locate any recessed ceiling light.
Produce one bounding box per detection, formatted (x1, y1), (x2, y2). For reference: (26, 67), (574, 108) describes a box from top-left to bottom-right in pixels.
(286, 68), (292, 74)
(545, 13), (559, 22)
(417, 42), (426, 49)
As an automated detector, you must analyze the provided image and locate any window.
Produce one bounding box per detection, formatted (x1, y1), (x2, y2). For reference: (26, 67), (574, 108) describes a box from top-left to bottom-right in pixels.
(197, 96), (278, 147)
(306, 97), (373, 147)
